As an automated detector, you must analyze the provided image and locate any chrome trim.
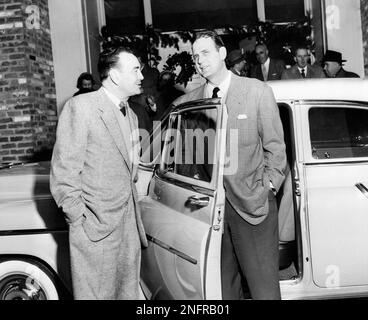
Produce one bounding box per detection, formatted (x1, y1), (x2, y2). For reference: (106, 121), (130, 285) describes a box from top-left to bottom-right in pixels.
(171, 98), (221, 113)
(356, 183), (368, 199)
(0, 228), (68, 237)
(304, 160), (368, 166)
(146, 234), (197, 265)
(154, 173), (214, 197)
(298, 100), (368, 107)
(138, 163), (155, 172)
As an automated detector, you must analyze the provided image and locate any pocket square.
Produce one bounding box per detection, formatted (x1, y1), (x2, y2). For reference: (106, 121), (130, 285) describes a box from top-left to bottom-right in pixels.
(237, 114), (248, 120)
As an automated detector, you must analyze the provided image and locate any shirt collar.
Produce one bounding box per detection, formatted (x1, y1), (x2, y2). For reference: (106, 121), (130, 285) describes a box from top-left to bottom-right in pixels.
(102, 87), (129, 110)
(297, 66), (307, 74)
(205, 71), (232, 99)
(263, 57), (270, 69)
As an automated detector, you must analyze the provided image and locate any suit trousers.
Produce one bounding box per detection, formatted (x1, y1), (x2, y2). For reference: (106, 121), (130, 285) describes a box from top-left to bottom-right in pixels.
(221, 191), (281, 300)
(69, 197), (141, 300)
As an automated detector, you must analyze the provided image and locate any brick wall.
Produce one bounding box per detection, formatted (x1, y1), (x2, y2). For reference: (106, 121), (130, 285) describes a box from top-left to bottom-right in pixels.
(0, 0), (57, 164)
(362, 0), (368, 76)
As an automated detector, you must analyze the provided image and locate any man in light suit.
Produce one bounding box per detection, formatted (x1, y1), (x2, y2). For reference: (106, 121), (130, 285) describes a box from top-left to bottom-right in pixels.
(50, 47), (148, 300)
(281, 45), (326, 79)
(251, 43), (286, 81)
(173, 30), (287, 300)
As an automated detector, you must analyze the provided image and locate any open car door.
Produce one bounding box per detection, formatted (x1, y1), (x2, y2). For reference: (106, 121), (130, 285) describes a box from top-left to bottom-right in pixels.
(139, 99), (227, 299)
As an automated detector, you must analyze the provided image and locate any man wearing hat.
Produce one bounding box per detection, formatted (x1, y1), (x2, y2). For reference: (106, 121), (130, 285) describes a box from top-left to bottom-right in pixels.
(251, 43), (286, 81)
(323, 50), (360, 78)
(226, 49), (248, 77)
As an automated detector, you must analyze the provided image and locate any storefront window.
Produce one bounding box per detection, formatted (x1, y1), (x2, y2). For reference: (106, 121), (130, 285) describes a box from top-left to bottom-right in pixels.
(265, 0), (305, 23)
(151, 0), (258, 32)
(104, 0), (145, 35)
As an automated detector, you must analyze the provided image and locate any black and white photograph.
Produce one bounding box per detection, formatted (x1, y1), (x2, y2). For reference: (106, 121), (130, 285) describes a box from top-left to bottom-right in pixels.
(0, 0), (368, 304)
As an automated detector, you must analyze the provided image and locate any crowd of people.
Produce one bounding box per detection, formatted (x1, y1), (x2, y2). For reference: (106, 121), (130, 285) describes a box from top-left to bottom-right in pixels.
(73, 43), (360, 135)
(72, 53), (183, 134)
(53, 34), (361, 301)
(226, 43), (359, 81)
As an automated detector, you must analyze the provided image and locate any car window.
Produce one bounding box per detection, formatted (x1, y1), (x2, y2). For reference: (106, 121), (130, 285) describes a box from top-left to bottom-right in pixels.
(161, 107), (217, 182)
(139, 115), (169, 164)
(309, 107), (368, 159)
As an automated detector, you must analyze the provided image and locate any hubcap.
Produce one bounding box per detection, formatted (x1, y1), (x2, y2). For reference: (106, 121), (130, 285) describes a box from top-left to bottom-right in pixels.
(0, 274), (47, 300)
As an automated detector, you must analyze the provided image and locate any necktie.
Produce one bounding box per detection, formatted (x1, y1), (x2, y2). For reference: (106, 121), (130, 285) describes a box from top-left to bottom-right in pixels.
(261, 64), (268, 81)
(301, 68), (306, 78)
(119, 101), (127, 116)
(212, 87), (220, 98)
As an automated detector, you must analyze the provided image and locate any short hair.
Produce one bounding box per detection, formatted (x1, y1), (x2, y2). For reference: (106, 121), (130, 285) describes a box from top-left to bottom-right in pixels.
(193, 30), (225, 50)
(98, 46), (134, 82)
(255, 43), (268, 51)
(76, 72), (95, 89)
(293, 44), (310, 56)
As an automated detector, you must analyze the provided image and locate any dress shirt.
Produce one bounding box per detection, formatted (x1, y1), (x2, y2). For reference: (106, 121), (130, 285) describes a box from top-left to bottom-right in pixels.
(204, 70), (232, 100)
(297, 67), (307, 78)
(261, 57), (270, 81)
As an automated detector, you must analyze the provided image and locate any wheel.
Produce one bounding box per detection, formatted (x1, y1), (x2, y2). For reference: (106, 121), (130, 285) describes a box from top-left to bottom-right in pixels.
(0, 260), (59, 300)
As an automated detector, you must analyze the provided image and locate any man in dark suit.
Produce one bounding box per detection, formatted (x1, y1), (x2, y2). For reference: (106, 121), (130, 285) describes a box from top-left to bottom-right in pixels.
(282, 45), (326, 79)
(173, 30), (287, 300)
(50, 47), (148, 299)
(226, 49), (248, 77)
(322, 50), (360, 78)
(251, 43), (285, 81)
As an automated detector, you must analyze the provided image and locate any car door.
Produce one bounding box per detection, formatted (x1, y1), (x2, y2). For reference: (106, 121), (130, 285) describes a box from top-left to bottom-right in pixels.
(140, 99), (226, 300)
(300, 101), (368, 288)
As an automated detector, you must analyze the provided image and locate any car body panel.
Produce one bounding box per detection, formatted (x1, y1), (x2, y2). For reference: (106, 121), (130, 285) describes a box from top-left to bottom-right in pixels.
(305, 163), (368, 288)
(0, 162), (71, 294)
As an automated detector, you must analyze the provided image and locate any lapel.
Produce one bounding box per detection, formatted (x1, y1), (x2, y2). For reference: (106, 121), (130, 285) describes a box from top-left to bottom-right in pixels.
(306, 65), (314, 78)
(97, 88), (132, 173)
(126, 105), (140, 176)
(225, 74), (248, 124)
(268, 60), (276, 79)
(291, 65), (302, 79)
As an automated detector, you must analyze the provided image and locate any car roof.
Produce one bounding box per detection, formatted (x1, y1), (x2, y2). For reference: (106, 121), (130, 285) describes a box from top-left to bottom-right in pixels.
(267, 78), (368, 102)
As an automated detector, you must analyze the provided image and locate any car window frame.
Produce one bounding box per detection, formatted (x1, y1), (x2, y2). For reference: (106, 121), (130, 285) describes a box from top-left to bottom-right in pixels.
(156, 101), (223, 191)
(300, 100), (368, 164)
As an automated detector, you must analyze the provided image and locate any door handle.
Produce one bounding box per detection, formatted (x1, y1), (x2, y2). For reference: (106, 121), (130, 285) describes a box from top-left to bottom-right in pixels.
(188, 195), (210, 207)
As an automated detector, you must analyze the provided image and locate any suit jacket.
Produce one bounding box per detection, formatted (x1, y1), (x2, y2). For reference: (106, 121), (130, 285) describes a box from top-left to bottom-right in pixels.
(281, 64), (326, 79)
(230, 67), (247, 77)
(173, 75), (286, 225)
(250, 59), (286, 81)
(50, 88), (147, 246)
(333, 68), (360, 78)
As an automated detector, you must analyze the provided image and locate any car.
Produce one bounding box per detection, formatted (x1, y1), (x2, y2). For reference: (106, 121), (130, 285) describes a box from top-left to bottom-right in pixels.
(138, 78), (368, 300)
(0, 161), (71, 300)
(1, 78), (368, 300)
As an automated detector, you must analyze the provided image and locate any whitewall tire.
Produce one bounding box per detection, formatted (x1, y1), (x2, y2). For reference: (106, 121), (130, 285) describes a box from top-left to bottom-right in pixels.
(0, 260), (59, 300)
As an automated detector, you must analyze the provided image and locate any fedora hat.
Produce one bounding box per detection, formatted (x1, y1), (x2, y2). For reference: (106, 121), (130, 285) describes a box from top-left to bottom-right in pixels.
(323, 50), (347, 64)
(227, 49), (245, 67)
